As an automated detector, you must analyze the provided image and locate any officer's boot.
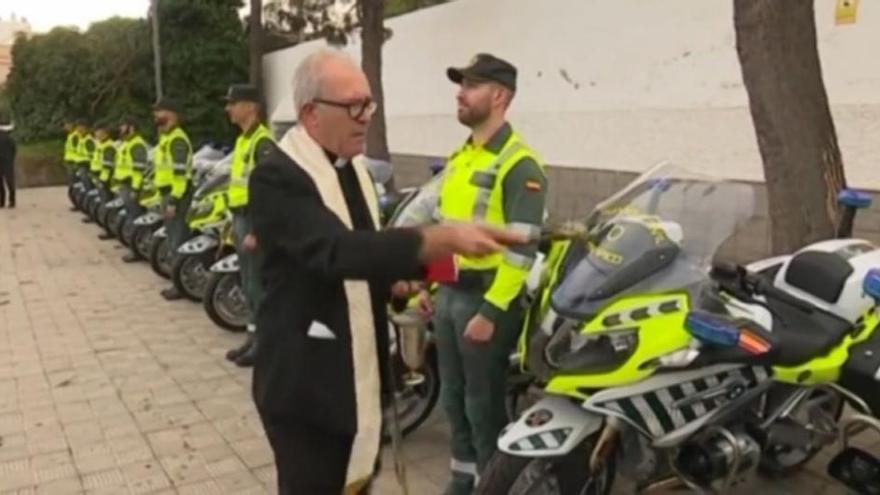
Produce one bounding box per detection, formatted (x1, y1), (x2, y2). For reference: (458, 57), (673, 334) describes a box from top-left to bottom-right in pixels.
(160, 287), (184, 301)
(121, 252), (140, 263)
(226, 330), (254, 362)
(235, 331), (258, 367)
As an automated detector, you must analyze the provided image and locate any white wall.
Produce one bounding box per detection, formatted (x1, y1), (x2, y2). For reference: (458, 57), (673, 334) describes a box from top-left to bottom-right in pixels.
(264, 0), (880, 188)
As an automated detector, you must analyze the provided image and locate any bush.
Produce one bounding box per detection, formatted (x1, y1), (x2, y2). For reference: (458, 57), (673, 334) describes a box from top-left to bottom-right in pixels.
(13, 140), (67, 188)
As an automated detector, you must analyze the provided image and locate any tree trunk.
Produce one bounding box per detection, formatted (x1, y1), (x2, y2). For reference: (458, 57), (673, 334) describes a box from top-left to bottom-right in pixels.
(249, 0), (265, 115)
(360, 0), (394, 187)
(734, 0), (847, 254)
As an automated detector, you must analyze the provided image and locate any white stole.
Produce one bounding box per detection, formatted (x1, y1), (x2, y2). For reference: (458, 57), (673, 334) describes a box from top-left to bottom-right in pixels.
(278, 125), (382, 492)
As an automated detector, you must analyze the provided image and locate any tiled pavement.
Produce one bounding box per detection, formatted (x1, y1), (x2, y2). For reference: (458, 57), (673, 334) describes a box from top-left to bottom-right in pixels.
(0, 187), (876, 494)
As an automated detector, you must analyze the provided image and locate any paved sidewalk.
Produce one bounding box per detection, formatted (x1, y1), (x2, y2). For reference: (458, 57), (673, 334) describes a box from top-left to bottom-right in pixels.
(0, 187), (875, 494)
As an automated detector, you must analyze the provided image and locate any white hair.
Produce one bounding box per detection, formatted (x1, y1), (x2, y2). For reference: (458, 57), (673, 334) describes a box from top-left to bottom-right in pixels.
(292, 48), (358, 118)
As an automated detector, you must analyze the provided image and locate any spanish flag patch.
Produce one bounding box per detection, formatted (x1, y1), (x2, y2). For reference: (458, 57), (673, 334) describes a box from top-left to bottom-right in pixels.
(525, 180), (543, 192)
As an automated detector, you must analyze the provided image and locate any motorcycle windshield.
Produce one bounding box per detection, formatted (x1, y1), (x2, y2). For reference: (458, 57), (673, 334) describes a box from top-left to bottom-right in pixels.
(388, 170), (446, 228)
(552, 163), (755, 319)
(194, 173), (230, 200)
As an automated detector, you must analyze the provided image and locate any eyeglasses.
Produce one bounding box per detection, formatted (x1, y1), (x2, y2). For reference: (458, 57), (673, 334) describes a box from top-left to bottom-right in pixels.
(313, 98), (377, 120)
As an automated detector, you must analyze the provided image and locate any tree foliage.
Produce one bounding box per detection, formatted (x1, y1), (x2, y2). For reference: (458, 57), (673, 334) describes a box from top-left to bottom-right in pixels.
(263, 0), (447, 48)
(5, 0), (247, 146)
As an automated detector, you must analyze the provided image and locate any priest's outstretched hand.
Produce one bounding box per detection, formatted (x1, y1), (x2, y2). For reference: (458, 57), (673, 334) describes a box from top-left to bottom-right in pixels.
(417, 224), (526, 262)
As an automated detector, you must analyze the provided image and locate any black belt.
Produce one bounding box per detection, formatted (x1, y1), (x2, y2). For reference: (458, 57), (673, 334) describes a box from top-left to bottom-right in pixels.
(444, 269), (497, 292)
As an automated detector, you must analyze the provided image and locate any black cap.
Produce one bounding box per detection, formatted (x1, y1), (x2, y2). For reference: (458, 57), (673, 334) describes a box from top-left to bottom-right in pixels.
(224, 84), (261, 103)
(447, 53), (517, 91)
(152, 96), (181, 114)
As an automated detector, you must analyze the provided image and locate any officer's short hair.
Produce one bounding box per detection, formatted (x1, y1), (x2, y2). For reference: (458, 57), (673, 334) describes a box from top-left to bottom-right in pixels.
(292, 48), (358, 117)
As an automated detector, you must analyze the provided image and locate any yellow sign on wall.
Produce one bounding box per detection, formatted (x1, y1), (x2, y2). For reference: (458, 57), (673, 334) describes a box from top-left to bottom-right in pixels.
(836, 0), (860, 25)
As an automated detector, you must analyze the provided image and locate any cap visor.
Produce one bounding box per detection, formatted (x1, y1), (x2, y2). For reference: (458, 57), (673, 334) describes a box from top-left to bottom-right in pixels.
(447, 67), (491, 85)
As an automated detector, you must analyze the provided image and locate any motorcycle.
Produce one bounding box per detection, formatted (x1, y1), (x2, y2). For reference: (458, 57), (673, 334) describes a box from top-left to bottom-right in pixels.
(203, 248), (249, 332)
(172, 169), (234, 302)
(146, 145), (228, 280)
(477, 162), (880, 495)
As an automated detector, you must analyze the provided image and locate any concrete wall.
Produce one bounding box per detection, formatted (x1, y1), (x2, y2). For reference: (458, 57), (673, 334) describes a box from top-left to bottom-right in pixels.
(264, 0), (880, 187)
(391, 154), (880, 264)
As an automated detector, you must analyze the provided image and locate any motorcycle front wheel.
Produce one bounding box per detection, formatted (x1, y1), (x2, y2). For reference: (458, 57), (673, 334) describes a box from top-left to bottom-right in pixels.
(477, 437), (615, 495)
(203, 272), (248, 332)
(120, 217), (138, 248)
(132, 225), (155, 260)
(150, 236), (172, 279)
(172, 252), (212, 302)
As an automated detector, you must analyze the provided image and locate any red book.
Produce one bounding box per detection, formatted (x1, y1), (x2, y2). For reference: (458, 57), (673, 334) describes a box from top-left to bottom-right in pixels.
(425, 255), (458, 283)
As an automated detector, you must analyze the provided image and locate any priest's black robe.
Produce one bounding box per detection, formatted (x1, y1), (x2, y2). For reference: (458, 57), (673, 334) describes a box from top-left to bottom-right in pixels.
(249, 126), (423, 495)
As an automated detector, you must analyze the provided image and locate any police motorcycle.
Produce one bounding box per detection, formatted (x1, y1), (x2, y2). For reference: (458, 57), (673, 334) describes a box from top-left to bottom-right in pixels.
(171, 155), (234, 302)
(69, 162), (92, 212)
(105, 146), (156, 245)
(129, 165), (168, 262)
(476, 162), (880, 495)
(147, 145), (228, 279)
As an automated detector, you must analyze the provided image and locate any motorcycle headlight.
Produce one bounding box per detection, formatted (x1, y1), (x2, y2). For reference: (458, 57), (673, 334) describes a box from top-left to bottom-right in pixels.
(863, 268), (880, 303)
(544, 326), (638, 373)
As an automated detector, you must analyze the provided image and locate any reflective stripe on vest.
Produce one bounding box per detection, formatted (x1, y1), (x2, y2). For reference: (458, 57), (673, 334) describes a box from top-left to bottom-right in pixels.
(154, 127), (190, 189)
(64, 132), (79, 162)
(438, 132), (543, 272)
(228, 124), (272, 208)
(80, 135), (96, 166)
(90, 139), (110, 173)
(471, 142), (524, 220)
(116, 135), (147, 183)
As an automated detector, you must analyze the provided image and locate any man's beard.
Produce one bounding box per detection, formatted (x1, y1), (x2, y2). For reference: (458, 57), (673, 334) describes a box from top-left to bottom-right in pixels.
(457, 103), (490, 127)
(154, 117), (168, 129)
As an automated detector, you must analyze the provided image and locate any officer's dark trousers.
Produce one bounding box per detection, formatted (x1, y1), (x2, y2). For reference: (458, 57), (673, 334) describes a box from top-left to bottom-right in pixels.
(0, 163), (15, 207)
(233, 212), (264, 331)
(432, 284), (522, 495)
(165, 187), (194, 254)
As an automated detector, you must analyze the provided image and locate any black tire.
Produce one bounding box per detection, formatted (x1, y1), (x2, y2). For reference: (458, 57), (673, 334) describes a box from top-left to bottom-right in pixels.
(96, 202), (109, 229)
(203, 272), (248, 332)
(171, 253), (212, 302)
(120, 217), (137, 248)
(89, 196), (102, 222)
(132, 225), (155, 260)
(382, 349), (441, 442)
(759, 388), (844, 477)
(100, 206), (118, 237)
(149, 236), (172, 279)
(477, 437), (615, 495)
(110, 210), (127, 244)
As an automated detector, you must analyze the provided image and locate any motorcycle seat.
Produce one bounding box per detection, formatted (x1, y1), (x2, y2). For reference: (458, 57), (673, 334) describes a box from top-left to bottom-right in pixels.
(766, 296), (853, 366)
(691, 296), (853, 368)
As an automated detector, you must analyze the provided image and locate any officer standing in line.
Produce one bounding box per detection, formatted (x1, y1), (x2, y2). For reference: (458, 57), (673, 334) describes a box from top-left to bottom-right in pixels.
(152, 98), (194, 301)
(90, 121), (117, 231)
(63, 119), (84, 211)
(115, 117), (150, 262)
(423, 53), (548, 495)
(79, 121), (99, 223)
(221, 84), (275, 367)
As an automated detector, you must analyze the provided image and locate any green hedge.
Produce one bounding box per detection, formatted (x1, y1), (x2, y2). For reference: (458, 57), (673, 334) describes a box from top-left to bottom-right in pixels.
(13, 140), (67, 188)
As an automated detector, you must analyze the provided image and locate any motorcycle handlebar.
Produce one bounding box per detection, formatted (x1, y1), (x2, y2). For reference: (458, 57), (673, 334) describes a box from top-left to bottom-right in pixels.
(711, 260), (815, 314)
